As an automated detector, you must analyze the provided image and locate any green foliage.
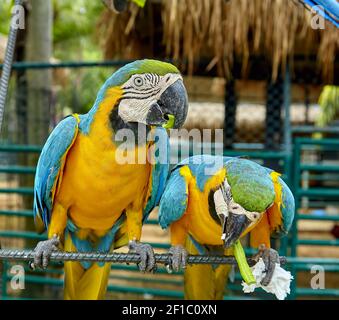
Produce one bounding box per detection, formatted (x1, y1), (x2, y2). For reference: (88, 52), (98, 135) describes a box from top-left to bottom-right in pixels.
(53, 0), (104, 60)
(57, 67), (113, 114)
(316, 86), (339, 127)
(52, 0), (112, 113)
(0, 0), (13, 35)
(53, 0), (103, 41)
(131, 0), (146, 7)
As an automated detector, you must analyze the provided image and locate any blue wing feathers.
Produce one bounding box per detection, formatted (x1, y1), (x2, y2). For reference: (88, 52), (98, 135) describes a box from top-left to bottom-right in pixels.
(33, 116), (78, 231)
(158, 168), (188, 229)
(278, 177), (295, 235)
(143, 127), (170, 221)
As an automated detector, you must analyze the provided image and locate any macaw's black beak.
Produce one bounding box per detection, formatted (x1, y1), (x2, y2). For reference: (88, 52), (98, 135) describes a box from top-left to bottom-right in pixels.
(223, 212), (251, 248)
(146, 79), (188, 129)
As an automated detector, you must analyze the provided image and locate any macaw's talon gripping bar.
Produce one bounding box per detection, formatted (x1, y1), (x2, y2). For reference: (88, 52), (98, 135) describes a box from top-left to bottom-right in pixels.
(0, 249), (286, 266)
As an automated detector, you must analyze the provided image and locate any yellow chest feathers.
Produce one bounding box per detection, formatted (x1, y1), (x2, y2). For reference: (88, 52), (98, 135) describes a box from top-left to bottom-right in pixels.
(183, 166), (227, 246)
(56, 89), (152, 229)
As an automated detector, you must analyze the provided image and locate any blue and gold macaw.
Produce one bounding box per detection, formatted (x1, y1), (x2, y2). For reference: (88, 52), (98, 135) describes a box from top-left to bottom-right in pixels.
(32, 59), (188, 300)
(159, 155), (294, 300)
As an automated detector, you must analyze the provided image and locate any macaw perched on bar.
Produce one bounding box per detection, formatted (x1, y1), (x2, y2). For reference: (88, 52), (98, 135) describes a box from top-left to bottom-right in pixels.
(159, 155), (294, 300)
(32, 59), (188, 299)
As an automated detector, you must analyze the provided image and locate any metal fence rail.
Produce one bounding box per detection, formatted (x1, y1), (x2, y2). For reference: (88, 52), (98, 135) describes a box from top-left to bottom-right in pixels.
(292, 137), (339, 253)
(0, 142), (337, 299)
(289, 137), (339, 299)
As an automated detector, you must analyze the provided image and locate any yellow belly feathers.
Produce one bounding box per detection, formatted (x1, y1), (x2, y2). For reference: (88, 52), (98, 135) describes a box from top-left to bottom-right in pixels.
(54, 88), (151, 233)
(183, 166), (226, 246)
(57, 135), (151, 231)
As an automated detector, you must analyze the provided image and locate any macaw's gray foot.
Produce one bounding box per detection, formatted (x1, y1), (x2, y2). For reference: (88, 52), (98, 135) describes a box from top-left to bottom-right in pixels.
(252, 244), (280, 286)
(128, 240), (156, 273)
(167, 245), (188, 273)
(31, 235), (60, 270)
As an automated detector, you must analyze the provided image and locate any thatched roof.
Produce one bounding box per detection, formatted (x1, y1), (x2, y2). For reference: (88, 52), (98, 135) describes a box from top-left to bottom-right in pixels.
(98, 0), (338, 82)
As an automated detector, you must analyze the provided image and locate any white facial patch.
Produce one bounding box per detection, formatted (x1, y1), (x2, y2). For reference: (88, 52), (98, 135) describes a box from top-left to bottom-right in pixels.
(214, 188), (229, 218)
(214, 187), (229, 241)
(221, 178), (232, 202)
(118, 73), (183, 124)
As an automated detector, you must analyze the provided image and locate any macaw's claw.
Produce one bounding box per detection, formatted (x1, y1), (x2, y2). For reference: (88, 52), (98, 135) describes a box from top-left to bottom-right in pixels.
(32, 235), (59, 270)
(252, 244), (280, 286)
(129, 241), (156, 273)
(167, 245), (188, 273)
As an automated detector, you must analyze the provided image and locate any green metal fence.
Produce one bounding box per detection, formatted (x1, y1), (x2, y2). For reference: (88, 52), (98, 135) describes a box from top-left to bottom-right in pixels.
(289, 137), (339, 299)
(0, 141), (338, 300)
(0, 61), (338, 300)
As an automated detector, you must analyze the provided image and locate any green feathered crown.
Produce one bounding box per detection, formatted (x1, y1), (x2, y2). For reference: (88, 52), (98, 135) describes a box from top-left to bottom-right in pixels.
(225, 158), (275, 212)
(105, 59), (180, 88)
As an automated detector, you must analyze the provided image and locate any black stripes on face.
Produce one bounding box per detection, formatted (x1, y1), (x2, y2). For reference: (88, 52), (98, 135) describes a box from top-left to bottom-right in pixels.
(145, 73), (160, 86)
(121, 73), (162, 100)
(120, 87), (162, 101)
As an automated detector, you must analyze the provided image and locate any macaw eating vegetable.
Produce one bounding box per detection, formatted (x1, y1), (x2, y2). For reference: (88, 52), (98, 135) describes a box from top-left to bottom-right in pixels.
(32, 59), (188, 300)
(159, 155), (294, 300)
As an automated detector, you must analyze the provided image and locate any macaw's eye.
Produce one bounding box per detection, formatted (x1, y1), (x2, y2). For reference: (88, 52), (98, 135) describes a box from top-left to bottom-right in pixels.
(250, 212), (262, 221)
(134, 76), (144, 87)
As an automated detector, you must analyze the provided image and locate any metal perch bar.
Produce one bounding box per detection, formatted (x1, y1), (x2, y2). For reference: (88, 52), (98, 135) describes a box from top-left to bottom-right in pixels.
(0, 249), (286, 266)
